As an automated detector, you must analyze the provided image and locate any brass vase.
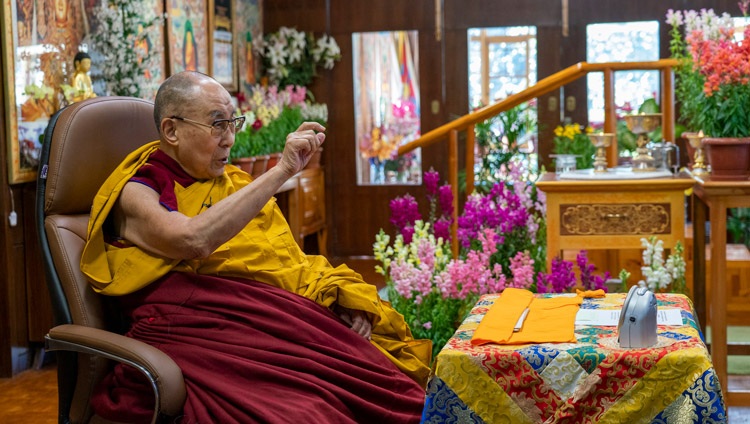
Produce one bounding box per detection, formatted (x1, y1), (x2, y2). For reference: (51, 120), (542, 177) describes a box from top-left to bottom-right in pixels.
(623, 113), (661, 171)
(587, 133), (615, 173)
(683, 131), (708, 176)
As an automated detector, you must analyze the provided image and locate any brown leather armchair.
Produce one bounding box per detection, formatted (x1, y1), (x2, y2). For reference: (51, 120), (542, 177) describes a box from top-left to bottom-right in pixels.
(36, 97), (186, 423)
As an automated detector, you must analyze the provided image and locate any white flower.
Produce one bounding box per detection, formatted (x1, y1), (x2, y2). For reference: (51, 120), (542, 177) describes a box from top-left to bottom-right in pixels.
(90, 0), (163, 98)
(258, 27), (340, 86)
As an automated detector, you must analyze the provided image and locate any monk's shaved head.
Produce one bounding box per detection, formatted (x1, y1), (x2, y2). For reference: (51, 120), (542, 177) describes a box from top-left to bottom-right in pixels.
(153, 71), (213, 133)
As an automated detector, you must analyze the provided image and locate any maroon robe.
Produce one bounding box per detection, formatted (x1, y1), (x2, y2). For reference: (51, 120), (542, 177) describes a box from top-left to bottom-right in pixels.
(90, 152), (426, 423)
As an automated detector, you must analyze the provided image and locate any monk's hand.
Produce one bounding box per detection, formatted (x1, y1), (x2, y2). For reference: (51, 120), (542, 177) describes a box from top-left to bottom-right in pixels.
(336, 306), (372, 340)
(278, 122), (326, 176)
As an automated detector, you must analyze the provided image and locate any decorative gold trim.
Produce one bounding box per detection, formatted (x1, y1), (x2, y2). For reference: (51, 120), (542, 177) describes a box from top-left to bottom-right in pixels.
(560, 203), (671, 235)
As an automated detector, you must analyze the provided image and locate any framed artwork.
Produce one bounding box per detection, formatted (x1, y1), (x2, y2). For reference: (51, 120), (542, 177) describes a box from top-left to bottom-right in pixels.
(167, 0), (209, 75)
(2, 0), (87, 184)
(210, 0), (237, 91)
(234, 0), (262, 95)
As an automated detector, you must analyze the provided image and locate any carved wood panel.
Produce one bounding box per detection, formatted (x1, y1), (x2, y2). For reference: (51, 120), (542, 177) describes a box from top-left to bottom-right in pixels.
(560, 203), (671, 235)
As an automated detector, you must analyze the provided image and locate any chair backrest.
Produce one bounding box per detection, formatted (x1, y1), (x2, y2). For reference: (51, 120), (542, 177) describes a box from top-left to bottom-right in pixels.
(36, 96), (159, 423)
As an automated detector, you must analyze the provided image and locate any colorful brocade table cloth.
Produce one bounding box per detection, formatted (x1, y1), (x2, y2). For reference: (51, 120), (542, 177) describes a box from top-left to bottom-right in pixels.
(421, 293), (726, 423)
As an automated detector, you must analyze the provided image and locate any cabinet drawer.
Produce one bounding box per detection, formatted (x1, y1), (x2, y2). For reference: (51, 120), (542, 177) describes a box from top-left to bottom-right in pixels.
(559, 202), (671, 236)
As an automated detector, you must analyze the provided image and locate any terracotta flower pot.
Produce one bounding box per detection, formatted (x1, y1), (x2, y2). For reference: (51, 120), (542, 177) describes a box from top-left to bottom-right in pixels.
(702, 137), (750, 181)
(231, 157), (256, 174)
(266, 152), (283, 170)
(252, 155), (270, 179)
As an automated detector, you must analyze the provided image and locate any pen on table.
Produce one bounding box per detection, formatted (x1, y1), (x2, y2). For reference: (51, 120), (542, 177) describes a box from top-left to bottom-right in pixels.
(514, 308), (530, 332)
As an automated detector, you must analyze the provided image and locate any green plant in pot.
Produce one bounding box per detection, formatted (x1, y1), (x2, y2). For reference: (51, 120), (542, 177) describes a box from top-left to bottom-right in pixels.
(232, 85), (329, 173)
(667, 6), (750, 180)
(552, 122), (595, 170)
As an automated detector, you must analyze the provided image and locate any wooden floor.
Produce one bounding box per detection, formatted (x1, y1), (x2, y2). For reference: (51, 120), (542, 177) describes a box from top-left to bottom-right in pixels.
(4, 363), (750, 422)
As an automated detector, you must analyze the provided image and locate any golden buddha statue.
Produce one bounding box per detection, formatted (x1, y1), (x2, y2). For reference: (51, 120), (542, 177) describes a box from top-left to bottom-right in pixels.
(71, 51), (96, 103)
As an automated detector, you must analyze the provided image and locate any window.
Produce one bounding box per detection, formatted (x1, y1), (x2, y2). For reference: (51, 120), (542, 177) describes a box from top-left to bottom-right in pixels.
(467, 26), (539, 182)
(586, 21), (660, 124)
(468, 27), (537, 109)
(352, 31), (421, 185)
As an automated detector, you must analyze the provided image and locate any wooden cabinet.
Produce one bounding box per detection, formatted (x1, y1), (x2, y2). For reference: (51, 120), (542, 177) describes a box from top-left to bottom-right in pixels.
(535, 172), (694, 272)
(276, 167), (327, 255)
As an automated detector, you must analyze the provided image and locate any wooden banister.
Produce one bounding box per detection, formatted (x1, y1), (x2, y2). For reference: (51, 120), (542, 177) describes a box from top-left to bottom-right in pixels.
(397, 59), (680, 255)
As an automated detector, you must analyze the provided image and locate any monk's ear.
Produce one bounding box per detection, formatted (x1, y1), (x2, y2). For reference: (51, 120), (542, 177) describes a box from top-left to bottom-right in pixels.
(161, 118), (179, 146)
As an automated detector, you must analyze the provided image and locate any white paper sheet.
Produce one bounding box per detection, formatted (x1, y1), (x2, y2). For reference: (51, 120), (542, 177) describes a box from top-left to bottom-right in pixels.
(575, 308), (683, 326)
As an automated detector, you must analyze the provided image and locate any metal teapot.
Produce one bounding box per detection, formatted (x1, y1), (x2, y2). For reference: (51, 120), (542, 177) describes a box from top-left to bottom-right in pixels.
(647, 141), (680, 173)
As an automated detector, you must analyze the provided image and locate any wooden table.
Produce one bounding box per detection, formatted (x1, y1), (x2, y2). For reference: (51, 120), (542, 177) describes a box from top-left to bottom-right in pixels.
(422, 293), (725, 422)
(535, 172), (694, 272)
(692, 176), (750, 405)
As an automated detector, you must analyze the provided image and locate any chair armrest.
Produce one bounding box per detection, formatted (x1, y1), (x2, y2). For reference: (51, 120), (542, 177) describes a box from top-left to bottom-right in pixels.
(46, 324), (186, 420)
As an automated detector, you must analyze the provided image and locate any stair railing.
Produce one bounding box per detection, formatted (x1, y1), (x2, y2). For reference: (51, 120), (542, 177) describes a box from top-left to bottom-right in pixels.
(397, 59), (680, 256)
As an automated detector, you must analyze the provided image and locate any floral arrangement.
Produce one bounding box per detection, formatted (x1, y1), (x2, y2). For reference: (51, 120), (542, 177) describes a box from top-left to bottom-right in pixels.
(666, 4), (750, 137)
(256, 26), (341, 88)
(635, 236), (687, 294)
(89, 0), (163, 98)
(552, 123), (595, 170)
(231, 84), (328, 160)
(374, 164), (607, 359)
(359, 100), (421, 183)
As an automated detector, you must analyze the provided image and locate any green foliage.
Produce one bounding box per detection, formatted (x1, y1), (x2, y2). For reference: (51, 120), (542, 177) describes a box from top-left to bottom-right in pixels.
(230, 106), (303, 160)
(728, 208), (750, 247)
(473, 103), (537, 194)
(552, 123), (595, 169)
(668, 9), (750, 138)
(386, 285), (474, 360)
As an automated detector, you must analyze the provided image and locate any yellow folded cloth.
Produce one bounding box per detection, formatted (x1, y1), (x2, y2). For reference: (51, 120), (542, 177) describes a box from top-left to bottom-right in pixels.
(576, 289), (606, 298)
(471, 288), (584, 346)
(471, 288), (533, 345)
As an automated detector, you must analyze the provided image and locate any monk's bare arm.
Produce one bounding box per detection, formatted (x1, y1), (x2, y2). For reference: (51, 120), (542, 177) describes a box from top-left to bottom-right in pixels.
(114, 122), (325, 260)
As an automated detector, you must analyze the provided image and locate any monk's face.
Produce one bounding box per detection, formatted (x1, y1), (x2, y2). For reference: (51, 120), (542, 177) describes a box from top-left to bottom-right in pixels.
(172, 80), (236, 180)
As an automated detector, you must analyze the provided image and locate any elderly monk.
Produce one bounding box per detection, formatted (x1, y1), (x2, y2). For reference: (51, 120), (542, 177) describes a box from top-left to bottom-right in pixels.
(80, 71), (431, 423)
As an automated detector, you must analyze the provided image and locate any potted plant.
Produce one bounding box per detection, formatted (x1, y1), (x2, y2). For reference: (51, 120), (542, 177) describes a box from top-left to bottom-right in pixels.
(232, 85), (329, 176)
(667, 6), (750, 180)
(256, 27), (341, 88)
(552, 122), (595, 170)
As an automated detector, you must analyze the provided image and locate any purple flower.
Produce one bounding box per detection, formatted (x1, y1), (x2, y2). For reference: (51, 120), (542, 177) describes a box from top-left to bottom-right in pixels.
(437, 185), (454, 218)
(433, 217), (452, 241)
(537, 257), (576, 293)
(424, 169), (440, 198)
(389, 194), (421, 237)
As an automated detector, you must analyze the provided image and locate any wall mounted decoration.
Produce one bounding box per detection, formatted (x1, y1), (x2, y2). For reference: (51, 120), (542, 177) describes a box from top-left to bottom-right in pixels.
(234, 0), (262, 95)
(210, 0), (237, 91)
(167, 0), (209, 75)
(2, 0), (87, 183)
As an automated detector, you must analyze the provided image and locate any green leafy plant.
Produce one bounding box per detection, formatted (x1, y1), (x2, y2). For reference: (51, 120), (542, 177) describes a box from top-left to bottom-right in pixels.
(473, 103), (537, 194)
(728, 208), (750, 247)
(667, 7), (750, 137)
(552, 123), (595, 170)
(257, 27), (341, 88)
(232, 85), (327, 161)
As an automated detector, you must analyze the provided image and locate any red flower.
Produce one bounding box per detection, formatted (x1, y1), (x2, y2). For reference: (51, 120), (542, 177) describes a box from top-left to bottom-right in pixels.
(252, 119), (263, 130)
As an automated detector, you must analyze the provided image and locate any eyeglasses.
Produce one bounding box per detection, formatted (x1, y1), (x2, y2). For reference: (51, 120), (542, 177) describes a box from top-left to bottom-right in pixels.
(170, 115), (246, 137)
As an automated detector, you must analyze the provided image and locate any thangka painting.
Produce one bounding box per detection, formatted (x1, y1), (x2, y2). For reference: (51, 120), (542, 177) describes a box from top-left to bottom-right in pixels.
(234, 0), (261, 95)
(211, 0), (236, 91)
(167, 0), (209, 75)
(2, 0), (88, 183)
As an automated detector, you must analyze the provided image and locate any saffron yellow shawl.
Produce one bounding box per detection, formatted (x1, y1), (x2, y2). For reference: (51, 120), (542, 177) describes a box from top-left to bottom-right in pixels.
(81, 141), (432, 385)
